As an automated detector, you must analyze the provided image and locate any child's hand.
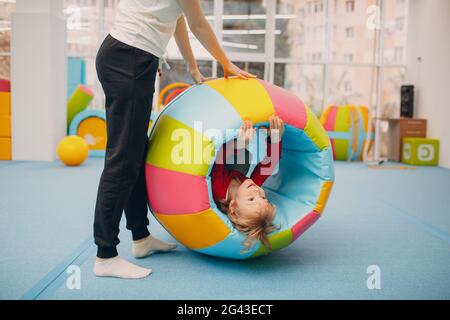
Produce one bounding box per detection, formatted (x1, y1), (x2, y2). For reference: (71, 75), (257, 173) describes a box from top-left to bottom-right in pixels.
(268, 115), (285, 144)
(236, 120), (255, 149)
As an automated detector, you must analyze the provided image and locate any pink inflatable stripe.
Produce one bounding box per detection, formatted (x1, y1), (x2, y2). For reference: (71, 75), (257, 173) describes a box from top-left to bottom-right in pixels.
(257, 79), (307, 130)
(291, 210), (321, 241)
(78, 85), (94, 96)
(323, 106), (338, 131)
(145, 164), (211, 214)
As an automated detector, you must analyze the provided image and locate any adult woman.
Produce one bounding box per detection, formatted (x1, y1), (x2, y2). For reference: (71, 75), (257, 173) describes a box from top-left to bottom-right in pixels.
(93, 0), (255, 279)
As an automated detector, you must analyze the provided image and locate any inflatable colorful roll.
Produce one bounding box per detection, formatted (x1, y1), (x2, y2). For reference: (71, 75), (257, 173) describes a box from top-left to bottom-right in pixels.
(145, 78), (334, 259)
(320, 105), (373, 161)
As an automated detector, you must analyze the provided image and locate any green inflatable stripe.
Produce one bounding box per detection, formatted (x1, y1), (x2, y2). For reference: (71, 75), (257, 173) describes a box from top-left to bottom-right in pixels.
(251, 229), (293, 258)
(67, 85), (94, 129)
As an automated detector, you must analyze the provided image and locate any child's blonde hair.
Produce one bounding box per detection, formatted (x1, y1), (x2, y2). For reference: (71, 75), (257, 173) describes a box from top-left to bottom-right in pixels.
(219, 199), (279, 254)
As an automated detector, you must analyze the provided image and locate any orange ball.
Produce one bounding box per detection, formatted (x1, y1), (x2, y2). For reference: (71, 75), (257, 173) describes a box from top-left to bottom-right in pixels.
(57, 135), (89, 166)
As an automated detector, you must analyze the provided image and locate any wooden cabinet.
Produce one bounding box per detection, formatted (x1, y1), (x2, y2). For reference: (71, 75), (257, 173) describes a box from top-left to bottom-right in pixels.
(384, 118), (427, 161)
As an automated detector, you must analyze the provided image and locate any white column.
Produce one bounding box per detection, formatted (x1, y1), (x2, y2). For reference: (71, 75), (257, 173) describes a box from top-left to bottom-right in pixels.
(406, 0), (450, 168)
(11, 0), (67, 161)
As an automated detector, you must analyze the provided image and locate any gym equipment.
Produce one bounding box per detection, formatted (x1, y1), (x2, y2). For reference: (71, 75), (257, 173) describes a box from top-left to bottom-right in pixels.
(145, 78), (334, 259)
(69, 109), (107, 158)
(402, 137), (439, 166)
(320, 105), (373, 161)
(57, 135), (89, 166)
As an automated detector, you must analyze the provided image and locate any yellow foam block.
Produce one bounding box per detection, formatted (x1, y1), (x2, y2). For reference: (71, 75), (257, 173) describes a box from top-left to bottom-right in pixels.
(155, 209), (230, 249)
(0, 137), (11, 160)
(146, 115), (215, 176)
(0, 92), (11, 115)
(206, 78), (275, 123)
(314, 181), (333, 214)
(0, 115), (11, 137)
(304, 106), (330, 150)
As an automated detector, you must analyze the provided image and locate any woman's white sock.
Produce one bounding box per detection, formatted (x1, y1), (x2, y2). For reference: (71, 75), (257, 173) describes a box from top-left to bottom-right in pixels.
(132, 235), (177, 258)
(93, 256), (152, 279)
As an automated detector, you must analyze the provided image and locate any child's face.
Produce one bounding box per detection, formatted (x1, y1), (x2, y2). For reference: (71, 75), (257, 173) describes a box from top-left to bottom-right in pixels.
(234, 179), (270, 216)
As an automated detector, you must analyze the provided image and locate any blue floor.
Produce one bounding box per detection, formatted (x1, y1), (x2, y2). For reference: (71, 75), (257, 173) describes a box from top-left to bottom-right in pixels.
(0, 158), (449, 300)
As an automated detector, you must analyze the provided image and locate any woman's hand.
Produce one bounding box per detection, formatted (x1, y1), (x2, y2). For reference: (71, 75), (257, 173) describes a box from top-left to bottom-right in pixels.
(189, 66), (213, 84)
(268, 115), (285, 144)
(222, 61), (257, 80)
(236, 120), (255, 149)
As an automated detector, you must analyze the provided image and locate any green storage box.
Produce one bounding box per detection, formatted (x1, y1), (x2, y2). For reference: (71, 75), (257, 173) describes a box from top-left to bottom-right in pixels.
(402, 137), (439, 166)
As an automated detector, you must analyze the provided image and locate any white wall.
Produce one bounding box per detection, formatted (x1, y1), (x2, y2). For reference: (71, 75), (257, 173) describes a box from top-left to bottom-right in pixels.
(11, 0), (67, 161)
(406, 0), (450, 168)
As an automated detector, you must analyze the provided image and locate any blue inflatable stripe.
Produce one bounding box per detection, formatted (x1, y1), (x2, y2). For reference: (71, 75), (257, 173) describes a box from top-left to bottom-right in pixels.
(162, 84), (243, 146)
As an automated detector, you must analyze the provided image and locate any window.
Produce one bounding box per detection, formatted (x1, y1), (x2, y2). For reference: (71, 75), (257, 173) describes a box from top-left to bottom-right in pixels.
(274, 63), (324, 115)
(314, 0), (324, 14)
(0, 1), (14, 80)
(327, 66), (375, 107)
(307, 1), (312, 15)
(345, 27), (355, 38)
(222, 0), (266, 55)
(344, 81), (352, 93)
(345, 0), (355, 13)
(395, 17), (405, 32)
(56, 0), (409, 119)
(343, 54), (353, 63)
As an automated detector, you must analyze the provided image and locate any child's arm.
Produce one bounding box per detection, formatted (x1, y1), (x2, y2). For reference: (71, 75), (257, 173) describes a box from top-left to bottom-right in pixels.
(250, 116), (285, 186)
(250, 139), (282, 186)
(216, 120), (255, 165)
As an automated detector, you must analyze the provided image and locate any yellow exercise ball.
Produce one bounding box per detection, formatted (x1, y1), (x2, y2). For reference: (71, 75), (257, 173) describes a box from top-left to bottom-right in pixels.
(57, 135), (89, 166)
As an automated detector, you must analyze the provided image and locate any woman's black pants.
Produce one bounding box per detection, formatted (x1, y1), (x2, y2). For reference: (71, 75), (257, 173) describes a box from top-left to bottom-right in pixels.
(94, 34), (159, 258)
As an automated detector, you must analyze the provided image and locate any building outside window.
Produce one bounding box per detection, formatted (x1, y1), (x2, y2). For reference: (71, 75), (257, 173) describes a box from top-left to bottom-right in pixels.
(0, 1), (15, 80)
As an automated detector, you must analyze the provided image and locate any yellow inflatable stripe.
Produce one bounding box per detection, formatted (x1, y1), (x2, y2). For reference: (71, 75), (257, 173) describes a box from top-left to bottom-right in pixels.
(359, 106), (369, 132)
(155, 209), (231, 250)
(314, 181), (333, 214)
(319, 105), (332, 126)
(146, 115), (215, 176)
(206, 78), (274, 123)
(304, 106), (330, 150)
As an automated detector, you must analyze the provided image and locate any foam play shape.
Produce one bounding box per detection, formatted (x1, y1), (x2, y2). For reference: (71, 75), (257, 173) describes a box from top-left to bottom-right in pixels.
(145, 78), (335, 259)
(69, 109), (107, 157)
(320, 105), (373, 161)
(402, 137), (439, 166)
(158, 82), (190, 111)
(67, 85), (94, 129)
(0, 137), (11, 160)
(0, 79), (10, 92)
(0, 115), (11, 137)
(0, 92), (11, 115)
(57, 135), (89, 166)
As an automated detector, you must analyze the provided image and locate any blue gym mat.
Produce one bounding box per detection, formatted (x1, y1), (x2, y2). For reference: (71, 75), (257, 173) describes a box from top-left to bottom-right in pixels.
(0, 159), (449, 299)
